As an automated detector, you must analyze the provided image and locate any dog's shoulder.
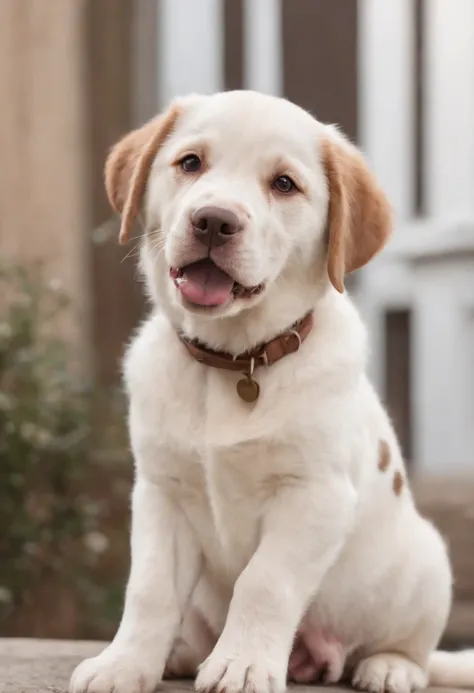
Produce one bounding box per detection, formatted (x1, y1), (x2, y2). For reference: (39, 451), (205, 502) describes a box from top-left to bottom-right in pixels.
(124, 311), (202, 405)
(300, 289), (369, 393)
(123, 311), (172, 394)
(124, 311), (209, 452)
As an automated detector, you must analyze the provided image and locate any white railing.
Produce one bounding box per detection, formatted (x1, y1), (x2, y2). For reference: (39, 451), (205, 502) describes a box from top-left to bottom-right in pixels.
(357, 0), (474, 472)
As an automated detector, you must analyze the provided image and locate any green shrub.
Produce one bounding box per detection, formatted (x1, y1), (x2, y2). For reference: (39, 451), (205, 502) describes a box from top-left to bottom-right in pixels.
(0, 264), (130, 638)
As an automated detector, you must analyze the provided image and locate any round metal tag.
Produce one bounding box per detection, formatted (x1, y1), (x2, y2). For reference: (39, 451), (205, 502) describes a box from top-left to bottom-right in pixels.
(236, 375), (260, 403)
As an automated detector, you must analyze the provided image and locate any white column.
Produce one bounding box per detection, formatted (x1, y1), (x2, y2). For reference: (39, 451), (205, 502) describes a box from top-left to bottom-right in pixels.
(356, 0), (415, 391)
(243, 0), (282, 95)
(412, 251), (474, 472)
(358, 0), (414, 218)
(158, 0), (223, 106)
(424, 0), (474, 218)
(412, 0), (474, 472)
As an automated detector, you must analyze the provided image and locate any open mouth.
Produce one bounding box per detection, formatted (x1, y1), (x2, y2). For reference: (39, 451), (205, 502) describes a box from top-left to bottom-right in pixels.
(170, 258), (264, 308)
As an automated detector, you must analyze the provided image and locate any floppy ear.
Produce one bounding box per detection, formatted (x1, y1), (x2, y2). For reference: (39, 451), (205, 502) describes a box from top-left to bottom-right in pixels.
(322, 132), (392, 293)
(104, 104), (182, 244)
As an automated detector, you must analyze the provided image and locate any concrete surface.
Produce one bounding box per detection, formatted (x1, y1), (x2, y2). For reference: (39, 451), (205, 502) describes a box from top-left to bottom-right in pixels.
(0, 638), (465, 693)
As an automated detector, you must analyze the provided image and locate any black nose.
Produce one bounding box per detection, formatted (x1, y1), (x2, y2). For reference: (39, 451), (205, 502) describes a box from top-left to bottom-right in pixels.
(191, 206), (241, 248)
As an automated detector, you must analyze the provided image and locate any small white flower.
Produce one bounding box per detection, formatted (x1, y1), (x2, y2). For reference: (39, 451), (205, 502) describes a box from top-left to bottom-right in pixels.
(20, 422), (37, 441)
(0, 323), (12, 340)
(84, 531), (109, 554)
(82, 501), (101, 517)
(0, 393), (13, 411)
(91, 221), (115, 245)
(0, 587), (12, 604)
(24, 542), (38, 556)
(48, 278), (63, 292)
(19, 422), (51, 446)
(16, 349), (32, 364)
(34, 428), (53, 447)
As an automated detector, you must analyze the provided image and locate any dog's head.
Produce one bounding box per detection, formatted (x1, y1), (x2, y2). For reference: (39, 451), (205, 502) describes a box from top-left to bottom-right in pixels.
(106, 91), (391, 323)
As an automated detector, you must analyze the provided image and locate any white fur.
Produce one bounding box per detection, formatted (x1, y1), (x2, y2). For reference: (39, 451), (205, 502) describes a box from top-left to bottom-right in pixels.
(70, 91), (473, 693)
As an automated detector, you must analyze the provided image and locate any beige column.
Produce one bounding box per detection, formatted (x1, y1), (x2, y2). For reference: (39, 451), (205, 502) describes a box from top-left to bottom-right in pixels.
(0, 0), (91, 363)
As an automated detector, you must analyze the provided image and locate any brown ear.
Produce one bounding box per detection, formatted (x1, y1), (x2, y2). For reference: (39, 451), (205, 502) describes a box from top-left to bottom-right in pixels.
(104, 104), (181, 244)
(322, 133), (392, 293)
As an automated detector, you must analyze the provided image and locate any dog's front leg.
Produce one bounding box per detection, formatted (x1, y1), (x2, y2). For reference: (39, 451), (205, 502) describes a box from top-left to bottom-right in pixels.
(70, 473), (200, 693)
(195, 471), (356, 693)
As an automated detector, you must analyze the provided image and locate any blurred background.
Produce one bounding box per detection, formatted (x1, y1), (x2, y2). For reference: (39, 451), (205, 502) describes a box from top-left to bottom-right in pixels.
(0, 0), (473, 647)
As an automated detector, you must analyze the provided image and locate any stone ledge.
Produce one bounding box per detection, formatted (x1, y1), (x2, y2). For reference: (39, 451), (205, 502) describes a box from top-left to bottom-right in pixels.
(0, 639), (465, 693)
(0, 639), (103, 693)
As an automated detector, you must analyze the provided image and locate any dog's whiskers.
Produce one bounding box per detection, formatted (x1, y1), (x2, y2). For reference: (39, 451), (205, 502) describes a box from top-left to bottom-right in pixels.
(151, 239), (166, 262)
(120, 228), (163, 264)
(121, 240), (142, 263)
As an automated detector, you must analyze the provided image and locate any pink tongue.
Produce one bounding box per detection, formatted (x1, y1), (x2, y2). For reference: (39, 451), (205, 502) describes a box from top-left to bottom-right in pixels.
(179, 259), (235, 306)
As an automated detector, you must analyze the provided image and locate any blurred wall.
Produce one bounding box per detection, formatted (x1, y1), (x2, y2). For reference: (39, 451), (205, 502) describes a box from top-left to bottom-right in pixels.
(0, 1), (91, 360)
(0, 1), (151, 382)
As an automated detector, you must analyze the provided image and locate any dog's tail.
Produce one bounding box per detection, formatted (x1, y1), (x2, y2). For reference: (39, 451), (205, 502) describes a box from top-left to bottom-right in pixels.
(428, 650), (474, 687)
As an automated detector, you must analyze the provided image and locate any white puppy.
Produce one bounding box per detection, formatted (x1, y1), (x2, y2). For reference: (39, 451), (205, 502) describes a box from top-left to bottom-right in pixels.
(70, 91), (474, 693)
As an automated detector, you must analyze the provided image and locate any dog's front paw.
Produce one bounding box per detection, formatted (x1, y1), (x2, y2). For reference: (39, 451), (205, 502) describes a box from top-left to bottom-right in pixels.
(353, 653), (427, 693)
(195, 650), (285, 693)
(70, 646), (161, 693)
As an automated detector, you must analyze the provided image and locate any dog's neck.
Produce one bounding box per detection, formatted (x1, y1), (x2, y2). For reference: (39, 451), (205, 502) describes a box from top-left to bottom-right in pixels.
(164, 283), (329, 359)
(179, 310), (314, 367)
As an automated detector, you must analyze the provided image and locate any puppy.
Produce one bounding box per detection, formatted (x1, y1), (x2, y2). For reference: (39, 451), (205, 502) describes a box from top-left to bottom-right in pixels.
(70, 91), (474, 693)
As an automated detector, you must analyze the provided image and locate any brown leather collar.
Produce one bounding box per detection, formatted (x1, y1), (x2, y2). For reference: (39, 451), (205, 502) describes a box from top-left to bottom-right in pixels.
(179, 312), (313, 373)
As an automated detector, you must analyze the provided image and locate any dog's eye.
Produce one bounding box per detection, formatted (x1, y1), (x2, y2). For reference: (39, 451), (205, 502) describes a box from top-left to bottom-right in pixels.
(179, 154), (202, 173)
(272, 175), (296, 194)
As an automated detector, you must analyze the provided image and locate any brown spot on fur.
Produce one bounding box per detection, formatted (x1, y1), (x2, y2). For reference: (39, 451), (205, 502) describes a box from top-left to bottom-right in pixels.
(104, 103), (182, 244)
(393, 470), (404, 496)
(378, 439), (391, 472)
(321, 135), (392, 293)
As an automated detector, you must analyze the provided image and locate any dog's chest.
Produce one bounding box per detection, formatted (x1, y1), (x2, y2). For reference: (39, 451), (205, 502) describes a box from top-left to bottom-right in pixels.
(128, 317), (312, 575)
(176, 441), (281, 579)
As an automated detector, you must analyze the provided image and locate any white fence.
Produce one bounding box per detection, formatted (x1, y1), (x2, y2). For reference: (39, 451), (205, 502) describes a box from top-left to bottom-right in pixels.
(357, 0), (474, 472)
